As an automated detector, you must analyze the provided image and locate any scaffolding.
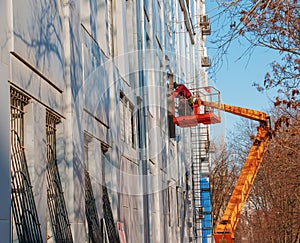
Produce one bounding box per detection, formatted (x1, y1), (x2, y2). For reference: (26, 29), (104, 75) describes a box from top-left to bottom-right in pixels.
(191, 124), (211, 242)
(191, 123), (213, 243)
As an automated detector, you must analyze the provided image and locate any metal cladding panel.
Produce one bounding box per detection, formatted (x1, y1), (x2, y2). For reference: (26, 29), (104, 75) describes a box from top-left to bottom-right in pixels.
(12, 0), (64, 90)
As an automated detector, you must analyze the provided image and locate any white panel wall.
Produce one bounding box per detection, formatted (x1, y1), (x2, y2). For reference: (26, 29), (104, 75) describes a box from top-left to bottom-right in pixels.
(12, 0), (64, 90)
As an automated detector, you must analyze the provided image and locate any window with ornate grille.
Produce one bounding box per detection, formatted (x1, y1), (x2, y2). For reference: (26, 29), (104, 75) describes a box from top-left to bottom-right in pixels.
(120, 92), (136, 148)
(46, 110), (73, 242)
(10, 87), (43, 243)
(84, 133), (103, 243)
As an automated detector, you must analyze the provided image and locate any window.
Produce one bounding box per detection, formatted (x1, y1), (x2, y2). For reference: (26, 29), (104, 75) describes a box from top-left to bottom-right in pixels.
(168, 114), (176, 138)
(167, 74), (176, 138)
(46, 110), (73, 242)
(84, 133), (102, 242)
(120, 92), (136, 148)
(10, 88), (43, 242)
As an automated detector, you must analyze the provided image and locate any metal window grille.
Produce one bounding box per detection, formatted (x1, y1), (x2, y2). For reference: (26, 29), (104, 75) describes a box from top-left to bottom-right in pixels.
(102, 186), (120, 243)
(84, 135), (103, 243)
(10, 87), (43, 243)
(85, 169), (103, 243)
(46, 111), (73, 242)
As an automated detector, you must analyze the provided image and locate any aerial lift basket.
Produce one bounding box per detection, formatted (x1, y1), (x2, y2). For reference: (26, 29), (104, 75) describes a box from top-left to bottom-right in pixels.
(172, 86), (221, 127)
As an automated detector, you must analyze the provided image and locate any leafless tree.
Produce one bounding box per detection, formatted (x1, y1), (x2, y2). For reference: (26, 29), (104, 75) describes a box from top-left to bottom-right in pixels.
(211, 108), (299, 242)
(210, 119), (256, 228)
(210, 0), (300, 109)
(234, 107), (300, 242)
(209, 2), (300, 240)
(210, 141), (237, 228)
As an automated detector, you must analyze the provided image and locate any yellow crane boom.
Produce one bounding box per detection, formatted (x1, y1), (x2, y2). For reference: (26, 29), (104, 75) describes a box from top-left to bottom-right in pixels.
(199, 100), (272, 243)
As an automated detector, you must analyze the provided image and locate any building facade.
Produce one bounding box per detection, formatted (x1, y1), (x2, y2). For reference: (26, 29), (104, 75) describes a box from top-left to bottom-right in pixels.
(0, 0), (212, 242)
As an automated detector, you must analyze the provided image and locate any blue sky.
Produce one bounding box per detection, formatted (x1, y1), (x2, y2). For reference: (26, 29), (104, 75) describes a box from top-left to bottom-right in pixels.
(205, 1), (279, 135)
(208, 46), (278, 133)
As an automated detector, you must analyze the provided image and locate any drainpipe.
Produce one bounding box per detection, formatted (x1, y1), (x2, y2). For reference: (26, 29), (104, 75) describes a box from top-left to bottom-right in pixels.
(136, 1), (152, 243)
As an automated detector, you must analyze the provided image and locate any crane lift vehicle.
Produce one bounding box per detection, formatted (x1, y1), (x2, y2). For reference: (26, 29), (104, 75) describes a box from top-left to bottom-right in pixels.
(172, 86), (272, 243)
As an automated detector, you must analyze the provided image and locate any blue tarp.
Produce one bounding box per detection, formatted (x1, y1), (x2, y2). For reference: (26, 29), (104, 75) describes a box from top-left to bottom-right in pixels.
(200, 177), (212, 243)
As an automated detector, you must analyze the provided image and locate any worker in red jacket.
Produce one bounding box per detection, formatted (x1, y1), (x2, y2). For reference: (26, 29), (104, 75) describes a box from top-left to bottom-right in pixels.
(173, 82), (192, 99)
(173, 82), (194, 116)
